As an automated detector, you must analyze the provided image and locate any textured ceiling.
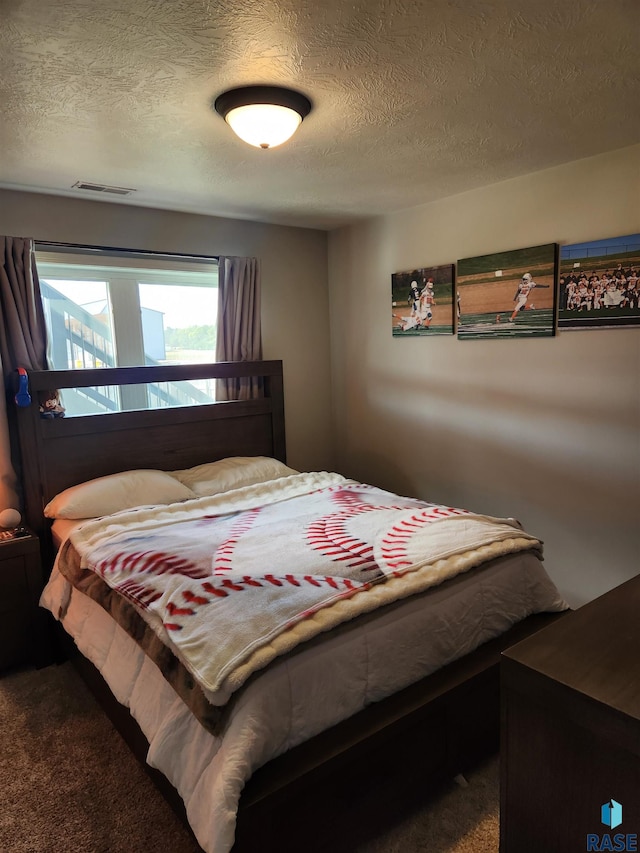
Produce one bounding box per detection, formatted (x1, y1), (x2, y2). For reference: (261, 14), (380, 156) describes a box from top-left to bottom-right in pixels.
(1, 0), (639, 230)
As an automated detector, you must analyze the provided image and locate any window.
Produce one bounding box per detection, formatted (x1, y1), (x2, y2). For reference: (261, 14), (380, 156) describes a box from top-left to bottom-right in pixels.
(35, 245), (218, 416)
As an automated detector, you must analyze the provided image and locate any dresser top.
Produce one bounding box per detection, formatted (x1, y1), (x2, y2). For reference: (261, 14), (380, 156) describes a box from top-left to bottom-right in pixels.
(503, 573), (640, 721)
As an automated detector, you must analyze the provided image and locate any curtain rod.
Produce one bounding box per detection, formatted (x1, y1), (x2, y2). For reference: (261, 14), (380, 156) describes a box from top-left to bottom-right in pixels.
(35, 240), (219, 263)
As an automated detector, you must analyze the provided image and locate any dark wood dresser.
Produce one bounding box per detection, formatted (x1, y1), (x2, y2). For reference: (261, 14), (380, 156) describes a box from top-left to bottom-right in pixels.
(500, 574), (640, 853)
(0, 530), (46, 672)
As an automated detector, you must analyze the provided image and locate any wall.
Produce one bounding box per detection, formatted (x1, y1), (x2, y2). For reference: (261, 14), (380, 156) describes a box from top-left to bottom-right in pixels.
(0, 190), (334, 473)
(328, 144), (640, 608)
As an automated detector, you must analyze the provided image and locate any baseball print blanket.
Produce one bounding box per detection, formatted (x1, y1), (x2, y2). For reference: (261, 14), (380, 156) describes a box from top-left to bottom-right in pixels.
(58, 472), (542, 709)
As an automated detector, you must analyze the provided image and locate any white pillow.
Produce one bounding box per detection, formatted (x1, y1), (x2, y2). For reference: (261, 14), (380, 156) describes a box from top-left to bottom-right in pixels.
(44, 469), (196, 519)
(170, 456), (299, 497)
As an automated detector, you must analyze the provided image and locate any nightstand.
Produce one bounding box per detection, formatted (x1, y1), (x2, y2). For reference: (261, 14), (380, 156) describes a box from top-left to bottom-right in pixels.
(0, 530), (46, 671)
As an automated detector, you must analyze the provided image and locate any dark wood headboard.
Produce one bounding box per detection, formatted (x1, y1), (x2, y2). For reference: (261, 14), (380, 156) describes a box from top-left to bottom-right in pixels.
(15, 361), (285, 546)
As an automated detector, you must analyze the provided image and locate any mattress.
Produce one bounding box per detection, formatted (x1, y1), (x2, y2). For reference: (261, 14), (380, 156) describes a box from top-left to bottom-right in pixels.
(51, 517), (88, 549)
(41, 545), (566, 853)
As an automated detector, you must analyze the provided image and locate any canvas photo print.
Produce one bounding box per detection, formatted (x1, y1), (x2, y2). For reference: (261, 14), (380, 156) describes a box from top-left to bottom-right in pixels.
(558, 233), (640, 330)
(391, 264), (454, 336)
(457, 243), (557, 340)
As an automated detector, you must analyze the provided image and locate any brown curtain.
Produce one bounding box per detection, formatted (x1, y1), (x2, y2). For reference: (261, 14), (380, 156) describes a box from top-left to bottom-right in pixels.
(0, 237), (49, 511)
(215, 256), (263, 400)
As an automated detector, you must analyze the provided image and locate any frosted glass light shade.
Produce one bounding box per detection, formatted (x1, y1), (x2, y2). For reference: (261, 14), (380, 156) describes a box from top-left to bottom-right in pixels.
(225, 103), (302, 149)
(214, 86), (312, 150)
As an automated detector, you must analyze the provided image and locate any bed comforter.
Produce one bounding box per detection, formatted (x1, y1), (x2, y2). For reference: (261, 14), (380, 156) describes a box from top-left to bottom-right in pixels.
(59, 472), (541, 708)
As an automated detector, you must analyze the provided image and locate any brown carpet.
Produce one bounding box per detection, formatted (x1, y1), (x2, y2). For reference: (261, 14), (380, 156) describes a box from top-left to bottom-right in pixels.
(0, 662), (499, 852)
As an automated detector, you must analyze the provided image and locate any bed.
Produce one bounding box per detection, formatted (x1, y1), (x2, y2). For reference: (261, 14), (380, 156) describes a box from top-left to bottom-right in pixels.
(16, 360), (567, 853)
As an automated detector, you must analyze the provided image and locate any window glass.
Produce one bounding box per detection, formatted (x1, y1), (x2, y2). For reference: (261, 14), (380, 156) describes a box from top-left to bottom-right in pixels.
(40, 278), (115, 370)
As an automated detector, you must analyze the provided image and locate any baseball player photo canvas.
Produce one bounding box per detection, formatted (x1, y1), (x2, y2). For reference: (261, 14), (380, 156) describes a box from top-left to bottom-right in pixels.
(558, 233), (640, 331)
(391, 264), (454, 337)
(457, 243), (557, 340)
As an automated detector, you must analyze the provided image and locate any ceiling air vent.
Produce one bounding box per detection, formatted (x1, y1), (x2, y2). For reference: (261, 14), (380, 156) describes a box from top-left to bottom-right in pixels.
(72, 181), (136, 196)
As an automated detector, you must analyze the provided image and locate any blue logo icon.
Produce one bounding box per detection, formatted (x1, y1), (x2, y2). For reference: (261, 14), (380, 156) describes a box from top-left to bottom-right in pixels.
(602, 800), (623, 830)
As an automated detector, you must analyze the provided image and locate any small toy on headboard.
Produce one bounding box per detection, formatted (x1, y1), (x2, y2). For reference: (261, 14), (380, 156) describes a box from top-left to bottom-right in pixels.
(15, 367), (31, 407)
(38, 389), (65, 419)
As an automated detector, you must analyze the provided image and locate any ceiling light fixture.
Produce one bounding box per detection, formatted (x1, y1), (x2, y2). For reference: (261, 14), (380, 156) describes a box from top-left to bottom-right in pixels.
(214, 85), (312, 149)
